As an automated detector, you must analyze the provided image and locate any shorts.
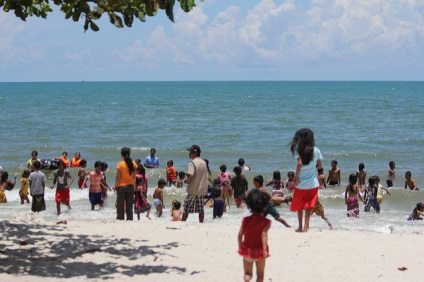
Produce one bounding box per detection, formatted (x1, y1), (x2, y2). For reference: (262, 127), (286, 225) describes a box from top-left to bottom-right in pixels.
(313, 198), (325, 217)
(328, 181), (339, 186)
(213, 199), (224, 218)
(264, 202), (280, 219)
(183, 194), (205, 213)
(290, 187), (318, 212)
(153, 198), (162, 208)
(55, 189), (70, 205)
(78, 179), (87, 188)
(235, 197), (244, 208)
(89, 192), (104, 205)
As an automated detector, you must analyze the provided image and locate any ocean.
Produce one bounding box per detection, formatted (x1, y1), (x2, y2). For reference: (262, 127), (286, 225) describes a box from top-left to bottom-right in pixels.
(0, 81), (423, 233)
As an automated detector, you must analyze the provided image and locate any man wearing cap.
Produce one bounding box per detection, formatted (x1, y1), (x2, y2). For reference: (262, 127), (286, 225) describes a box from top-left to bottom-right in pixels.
(182, 145), (209, 223)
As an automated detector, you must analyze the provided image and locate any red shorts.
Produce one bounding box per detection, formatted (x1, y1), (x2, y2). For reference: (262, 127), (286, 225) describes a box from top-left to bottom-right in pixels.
(55, 189), (70, 205)
(235, 197), (244, 207)
(78, 179), (87, 188)
(290, 187), (318, 211)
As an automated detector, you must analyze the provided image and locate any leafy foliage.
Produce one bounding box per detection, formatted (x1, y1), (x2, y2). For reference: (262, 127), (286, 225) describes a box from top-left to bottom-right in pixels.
(0, 0), (202, 31)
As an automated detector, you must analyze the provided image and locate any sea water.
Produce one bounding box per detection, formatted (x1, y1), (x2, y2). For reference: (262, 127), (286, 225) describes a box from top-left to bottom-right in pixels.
(0, 81), (423, 233)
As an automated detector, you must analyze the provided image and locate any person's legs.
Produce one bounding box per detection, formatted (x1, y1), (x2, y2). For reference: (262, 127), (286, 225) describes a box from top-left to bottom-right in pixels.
(276, 217), (291, 228)
(116, 186), (125, 220)
(56, 202), (61, 215)
(303, 208), (312, 232)
(125, 185), (134, 220)
(243, 259), (253, 282)
(296, 210), (303, 232)
(199, 211), (204, 223)
(255, 258), (266, 282)
(182, 211), (189, 221)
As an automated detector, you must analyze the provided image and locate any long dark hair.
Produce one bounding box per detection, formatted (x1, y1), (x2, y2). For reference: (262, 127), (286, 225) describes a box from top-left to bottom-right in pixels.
(121, 147), (134, 175)
(233, 166), (245, 191)
(290, 128), (315, 165)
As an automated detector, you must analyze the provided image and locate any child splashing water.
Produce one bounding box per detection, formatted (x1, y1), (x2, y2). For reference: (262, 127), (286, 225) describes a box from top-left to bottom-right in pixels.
(289, 128), (323, 233)
(238, 189), (271, 282)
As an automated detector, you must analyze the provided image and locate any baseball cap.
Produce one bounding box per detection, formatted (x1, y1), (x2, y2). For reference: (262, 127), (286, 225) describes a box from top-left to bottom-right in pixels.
(186, 145), (201, 154)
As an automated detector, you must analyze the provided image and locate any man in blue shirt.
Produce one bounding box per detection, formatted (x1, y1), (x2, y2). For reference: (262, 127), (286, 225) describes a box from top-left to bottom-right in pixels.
(144, 148), (159, 168)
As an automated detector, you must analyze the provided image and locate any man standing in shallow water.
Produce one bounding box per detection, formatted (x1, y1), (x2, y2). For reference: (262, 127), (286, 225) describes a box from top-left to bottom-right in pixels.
(144, 148), (159, 168)
(182, 145), (209, 223)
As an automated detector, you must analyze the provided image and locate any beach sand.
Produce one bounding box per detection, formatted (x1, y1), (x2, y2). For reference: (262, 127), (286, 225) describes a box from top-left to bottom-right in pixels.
(0, 217), (422, 281)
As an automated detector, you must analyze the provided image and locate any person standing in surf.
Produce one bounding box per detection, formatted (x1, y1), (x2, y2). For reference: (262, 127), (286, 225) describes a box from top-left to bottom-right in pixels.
(290, 128), (323, 232)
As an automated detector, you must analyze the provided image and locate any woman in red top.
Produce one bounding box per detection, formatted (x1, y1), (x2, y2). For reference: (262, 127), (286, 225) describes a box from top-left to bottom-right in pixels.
(238, 189), (271, 282)
(114, 147), (137, 220)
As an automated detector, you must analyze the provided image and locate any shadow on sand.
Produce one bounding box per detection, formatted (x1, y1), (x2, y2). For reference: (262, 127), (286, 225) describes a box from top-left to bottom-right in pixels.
(0, 221), (186, 279)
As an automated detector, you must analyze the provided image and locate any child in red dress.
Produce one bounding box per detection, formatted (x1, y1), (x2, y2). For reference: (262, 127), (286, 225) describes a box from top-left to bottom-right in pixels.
(238, 189), (271, 282)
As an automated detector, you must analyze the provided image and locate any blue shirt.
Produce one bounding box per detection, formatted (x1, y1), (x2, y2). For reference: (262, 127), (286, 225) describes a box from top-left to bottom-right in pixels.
(144, 155), (159, 167)
(295, 147), (323, 190)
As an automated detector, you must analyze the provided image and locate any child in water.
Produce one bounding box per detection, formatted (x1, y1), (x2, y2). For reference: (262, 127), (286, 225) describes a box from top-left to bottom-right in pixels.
(345, 174), (364, 218)
(134, 175), (151, 220)
(171, 200), (182, 221)
(364, 176), (380, 213)
(83, 161), (106, 211)
(153, 179), (166, 217)
(327, 160), (340, 186)
(50, 160), (74, 215)
(285, 171), (295, 192)
(356, 163), (367, 190)
(78, 159), (89, 189)
(388, 161), (396, 177)
(238, 189), (271, 282)
(255, 175), (291, 228)
(266, 171), (284, 197)
(407, 202), (424, 221)
(166, 160), (177, 186)
(19, 170), (31, 204)
(176, 171), (186, 188)
(404, 171), (418, 190)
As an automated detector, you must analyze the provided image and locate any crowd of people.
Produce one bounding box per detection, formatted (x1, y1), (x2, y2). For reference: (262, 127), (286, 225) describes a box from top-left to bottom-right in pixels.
(0, 128), (423, 281)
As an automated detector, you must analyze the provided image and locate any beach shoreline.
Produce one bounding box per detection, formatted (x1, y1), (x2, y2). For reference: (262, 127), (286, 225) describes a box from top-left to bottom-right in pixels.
(1, 218), (423, 281)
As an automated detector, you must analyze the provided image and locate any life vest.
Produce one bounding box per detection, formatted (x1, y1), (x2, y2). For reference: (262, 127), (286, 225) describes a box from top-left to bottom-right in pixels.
(167, 167), (177, 181)
(70, 158), (81, 168)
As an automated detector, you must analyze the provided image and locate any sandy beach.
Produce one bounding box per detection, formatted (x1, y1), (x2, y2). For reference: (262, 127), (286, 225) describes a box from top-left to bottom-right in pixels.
(1, 216), (422, 282)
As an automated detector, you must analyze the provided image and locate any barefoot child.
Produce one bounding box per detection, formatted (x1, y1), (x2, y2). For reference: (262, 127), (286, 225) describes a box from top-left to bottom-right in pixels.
(238, 189), (271, 282)
(222, 181), (232, 211)
(364, 176), (380, 213)
(255, 175), (291, 228)
(83, 161), (106, 211)
(19, 170), (31, 204)
(153, 179), (166, 217)
(290, 128), (323, 232)
(134, 175), (151, 220)
(327, 160), (340, 186)
(29, 161), (46, 212)
(356, 163), (367, 190)
(375, 175), (391, 203)
(171, 200), (182, 221)
(50, 160), (74, 215)
(212, 178), (225, 219)
(77, 159), (89, 189)
(345, 174), (364, 218)
(404, 171), (418, 190)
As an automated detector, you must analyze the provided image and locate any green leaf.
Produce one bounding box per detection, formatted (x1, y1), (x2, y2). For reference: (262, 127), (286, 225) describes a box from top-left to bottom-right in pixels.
(166, 0), (174, 22)
(90, 21), (99, 31)
(72, 8), (81, 21)
(179, 0), (195, 13)
(137, 11), (146, 22)
(123, 14), (133, 27)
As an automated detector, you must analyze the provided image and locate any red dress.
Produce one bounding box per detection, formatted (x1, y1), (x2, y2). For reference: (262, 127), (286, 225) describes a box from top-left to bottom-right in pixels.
(238, 214), (271, 259)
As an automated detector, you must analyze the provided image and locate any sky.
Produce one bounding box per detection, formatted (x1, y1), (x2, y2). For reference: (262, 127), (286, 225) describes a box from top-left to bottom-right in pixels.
(0, 0), (424, 82)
